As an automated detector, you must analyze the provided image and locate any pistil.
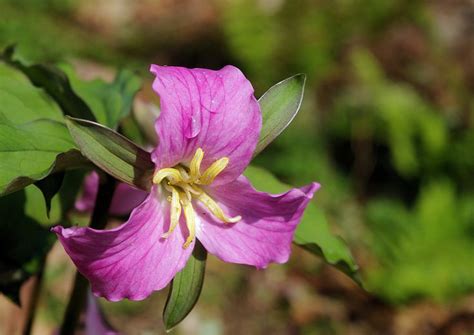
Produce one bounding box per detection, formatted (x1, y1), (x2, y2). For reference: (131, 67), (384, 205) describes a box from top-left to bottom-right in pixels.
(153, 148), (241, 248)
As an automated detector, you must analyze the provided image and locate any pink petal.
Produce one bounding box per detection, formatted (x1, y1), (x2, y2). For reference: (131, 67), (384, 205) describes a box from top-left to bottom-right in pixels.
(75, 172), (148, 216)
(195, 176), (320, 268)
(54, 187), (194, 301)
(86, 293), (118, 335)
(150, 65), (261, 185)
(108, 183), (148, 216)
(74, 172), (99, 212)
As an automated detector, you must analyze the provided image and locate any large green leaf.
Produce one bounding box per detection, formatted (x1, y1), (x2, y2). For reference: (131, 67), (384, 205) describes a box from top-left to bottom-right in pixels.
(0, 62), (63, 123)
(254, 74), (306, 157)
(163, 241), (207, 331)
(0, 63), (86, 196)
(244, 165), (360, 284)
(61, 64), (142, 128)
(0, 190), (53, 304)
(2, 46), (142, 129)
(1, 46), (96, 121)
(0, 117), (82, 195)
(66, 117), (154, 191)
(0, 171), (84, 304)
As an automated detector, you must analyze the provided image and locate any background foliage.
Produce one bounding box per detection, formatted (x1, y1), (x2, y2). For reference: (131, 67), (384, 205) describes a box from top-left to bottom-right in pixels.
(0, 0), (473, 334)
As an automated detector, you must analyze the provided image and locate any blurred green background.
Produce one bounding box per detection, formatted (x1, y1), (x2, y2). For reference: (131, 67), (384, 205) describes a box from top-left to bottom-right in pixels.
(1, 0), (473, 334)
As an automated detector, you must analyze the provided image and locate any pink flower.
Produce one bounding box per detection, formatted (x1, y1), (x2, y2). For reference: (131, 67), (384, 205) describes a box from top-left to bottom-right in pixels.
(85, 293), (118, 335)
(53, 65), (319, 301)
(75, 171), (148, 217)
(52, 293), (118, 335)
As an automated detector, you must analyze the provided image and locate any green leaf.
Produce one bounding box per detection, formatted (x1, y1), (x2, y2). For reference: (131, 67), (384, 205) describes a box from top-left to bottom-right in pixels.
(163, 241), (207, 331)
(254, 74), (306, 157)
(0, 190), (54, 304)
(0, 63), (86, 196)
(0, 171), (85, 304)
(61, 64), (142, 128)
(2, 46), (142, 129)
(295, 203), (361, 285)
(65, 117), (154, 191)
(243, 165), (360, 284)
(0, 62), (63, 123)
(0, 117), (84, 196)
(1, 46), (96, 121)
(34, 172), (65, 217)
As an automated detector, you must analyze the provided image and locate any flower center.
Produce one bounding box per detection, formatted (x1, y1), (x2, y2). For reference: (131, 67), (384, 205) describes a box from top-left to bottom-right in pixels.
(152, 148), (241, 249)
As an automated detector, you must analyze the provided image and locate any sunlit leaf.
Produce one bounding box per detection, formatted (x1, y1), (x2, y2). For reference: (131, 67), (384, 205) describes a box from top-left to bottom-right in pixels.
(0, 117), (84, 196)
(1, 46), (96, 121)
(66, 117), (154, 191)
(2, 46), (142, 129)
(244, 165), (360, 284)
(163, 241), (207, 331)
(61, 64), (142, 128)
(254, 74), (306, 157)
(0, 63), (86, 196)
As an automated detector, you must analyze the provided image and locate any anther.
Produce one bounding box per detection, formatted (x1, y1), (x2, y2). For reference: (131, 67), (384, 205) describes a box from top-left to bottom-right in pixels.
(189, 148), (204, 180)
(198, 157), (229, 185)
(153, 168), (183, 184)
(181, 198), (196, 249)
(197, 192), (241, 223)
(154, 148), (240, 246)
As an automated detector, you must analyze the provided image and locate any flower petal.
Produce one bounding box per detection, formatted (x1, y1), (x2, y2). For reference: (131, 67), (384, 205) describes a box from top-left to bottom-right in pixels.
(150, 65), (261, 185)
(54, 187), (194, 301)
(75, 172), (148, 216)
(85, 292), (118, 335)
(108, 183), (148, 216)
(195, 176), (320, 268)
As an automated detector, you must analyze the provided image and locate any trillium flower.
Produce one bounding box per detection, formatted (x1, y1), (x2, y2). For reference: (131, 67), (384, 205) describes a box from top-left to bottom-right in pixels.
(53, 65), (320, 301)
(53, 292), (119, 335)
(75, 171), (147, 217)
(84, 293), (119, 335)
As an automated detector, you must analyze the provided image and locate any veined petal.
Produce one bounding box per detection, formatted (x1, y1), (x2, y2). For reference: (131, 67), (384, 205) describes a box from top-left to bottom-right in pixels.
(75, 172), (148, 216)
(150, 65), (261, 185)
(195, 176), (320, 268)
(54, 186), (194, 301)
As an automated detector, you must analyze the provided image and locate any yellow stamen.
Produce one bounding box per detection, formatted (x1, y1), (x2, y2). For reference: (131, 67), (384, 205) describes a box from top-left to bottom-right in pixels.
(178, 183), (202, 197)
(181, 198), (196, 249)
(177, 166), (191, 182)
(152, 148), (240, 247)
(198, 157), (229, 185)
(153, 168), (183, 184)
(189, 148), (204, 180)
(162, 185), (181, 238)
(197, 192), (241, 223)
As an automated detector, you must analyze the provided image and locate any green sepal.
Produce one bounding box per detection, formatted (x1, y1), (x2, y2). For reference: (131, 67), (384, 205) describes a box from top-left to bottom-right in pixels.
(254, 74), (306, 157)
(65, 117), (154, 191)
(163, 241), (207, 331)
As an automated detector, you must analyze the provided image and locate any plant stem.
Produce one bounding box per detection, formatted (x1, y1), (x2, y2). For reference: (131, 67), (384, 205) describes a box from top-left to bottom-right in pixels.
(22, 256), (46, 335)
(59, 174), (116, 335)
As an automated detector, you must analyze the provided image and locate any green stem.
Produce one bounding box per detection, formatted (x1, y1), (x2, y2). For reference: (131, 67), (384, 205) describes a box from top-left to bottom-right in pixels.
(59, 174), (116, 335)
